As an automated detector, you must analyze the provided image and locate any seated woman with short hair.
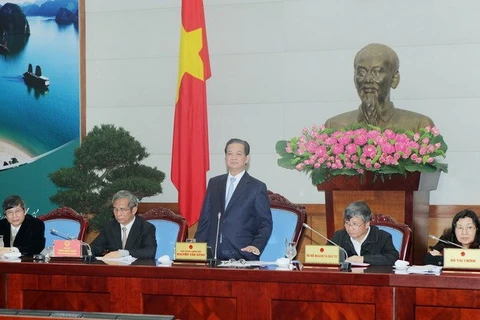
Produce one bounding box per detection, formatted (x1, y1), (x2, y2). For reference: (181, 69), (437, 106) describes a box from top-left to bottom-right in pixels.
(424, 209), (480, 266)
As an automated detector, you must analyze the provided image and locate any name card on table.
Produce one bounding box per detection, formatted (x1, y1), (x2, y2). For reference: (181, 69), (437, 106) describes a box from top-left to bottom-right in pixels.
(305, 245), (340, 265)
(443, 248), (480, 270)
(175, 242), (207, 261)
(53, 240), (82, 257)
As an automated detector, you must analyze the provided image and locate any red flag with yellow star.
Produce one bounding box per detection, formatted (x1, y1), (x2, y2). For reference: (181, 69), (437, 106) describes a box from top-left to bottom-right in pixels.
(171, 0), (211, 227)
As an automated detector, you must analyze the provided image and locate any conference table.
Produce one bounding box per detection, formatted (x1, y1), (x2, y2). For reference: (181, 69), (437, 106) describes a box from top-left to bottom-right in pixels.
(0, 258), (479, 320)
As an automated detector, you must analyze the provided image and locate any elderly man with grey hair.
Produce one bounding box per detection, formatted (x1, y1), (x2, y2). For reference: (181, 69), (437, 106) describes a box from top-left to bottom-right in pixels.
(330, 201), (399, 266)
(90, 190), (157, 259)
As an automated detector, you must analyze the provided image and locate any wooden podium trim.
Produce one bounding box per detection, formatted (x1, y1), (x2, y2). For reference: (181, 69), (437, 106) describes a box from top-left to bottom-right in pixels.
(316, 171), (440, 192)
(317, 171), (442, 264)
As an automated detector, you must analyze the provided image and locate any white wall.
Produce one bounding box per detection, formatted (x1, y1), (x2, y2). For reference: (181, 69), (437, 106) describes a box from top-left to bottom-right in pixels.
(85, 0), (480, 206)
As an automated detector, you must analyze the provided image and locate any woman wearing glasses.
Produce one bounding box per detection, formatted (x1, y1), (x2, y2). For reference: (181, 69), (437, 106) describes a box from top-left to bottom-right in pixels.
(424, 209), (480, 266)
(0, 195), (46, 255)
(331, 201), (399, 266)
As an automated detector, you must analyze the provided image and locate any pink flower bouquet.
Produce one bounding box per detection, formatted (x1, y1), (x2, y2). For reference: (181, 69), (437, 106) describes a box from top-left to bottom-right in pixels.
(276, 124), (448, 185)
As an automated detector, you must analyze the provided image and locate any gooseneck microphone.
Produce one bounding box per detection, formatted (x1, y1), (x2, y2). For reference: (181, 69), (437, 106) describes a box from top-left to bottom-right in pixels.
(428, 234), (463, 249)
(303, 223), (352, 272)
(50, 229), (95, 262)
(209, 212), (222, 267)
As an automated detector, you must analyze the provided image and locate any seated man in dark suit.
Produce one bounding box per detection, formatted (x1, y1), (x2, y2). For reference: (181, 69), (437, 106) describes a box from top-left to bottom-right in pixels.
(331, 201), (399, 266)
(90, 190), (157, 259)
(195, 138), (273, 261)
(0, 195), (45, 255)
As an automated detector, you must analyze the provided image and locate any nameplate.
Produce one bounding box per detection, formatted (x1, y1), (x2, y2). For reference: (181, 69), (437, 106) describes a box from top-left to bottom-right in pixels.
(53, 240), (82, 257)
(175, 242), (207, 261)
(443, 248), (480, 270)
(305, 245), (340, 265)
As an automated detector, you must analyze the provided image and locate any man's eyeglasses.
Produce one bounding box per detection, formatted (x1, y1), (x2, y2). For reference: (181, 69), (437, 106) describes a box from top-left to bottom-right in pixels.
(5, 208), (24, 217)
(455, 225), (476, 233)
(113, 207), (131, 213)
(344, 221), (365, 229)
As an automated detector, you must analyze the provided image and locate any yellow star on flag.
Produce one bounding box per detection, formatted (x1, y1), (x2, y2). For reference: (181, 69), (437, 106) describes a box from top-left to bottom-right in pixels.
(176, 26), (205, 102)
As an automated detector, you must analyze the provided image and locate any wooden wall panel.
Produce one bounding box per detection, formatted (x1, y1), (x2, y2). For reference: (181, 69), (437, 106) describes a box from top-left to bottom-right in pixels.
(0, 274), (5, 309)
(416, 307), (480, 320)
(6, 274), (111, 312)
(416, 288), (480, 308)
(139, 280), (390, 320)
(394, 287), (416, 320)
(3, 262), (480, 319)
(143, 295), (236, 320)
(332, 191), (406, 224)
(22, 291), (109, 312)
(271, 301), (375, 320)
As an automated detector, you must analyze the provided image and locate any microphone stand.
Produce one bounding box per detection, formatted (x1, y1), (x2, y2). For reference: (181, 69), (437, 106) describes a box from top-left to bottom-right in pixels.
(208, 213), (222, 267)
(82, 244), (95, 263)
(303, 223), (351, 272)
(50, 229), (95, 263)
(428, 234), (463, 248)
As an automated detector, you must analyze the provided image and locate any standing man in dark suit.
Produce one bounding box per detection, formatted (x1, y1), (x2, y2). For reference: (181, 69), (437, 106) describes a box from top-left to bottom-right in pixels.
(90, 190), (156, 259)
(0, 195), (45, 255)
(195, 138), (273, 261)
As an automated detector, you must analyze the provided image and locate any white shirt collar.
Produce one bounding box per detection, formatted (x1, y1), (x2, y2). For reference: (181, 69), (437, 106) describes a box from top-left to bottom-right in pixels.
(350, 227), (371, 256)
(228, 170), (246, 181)
(120, 216), (136, 237)
(10, 224), (21, 234)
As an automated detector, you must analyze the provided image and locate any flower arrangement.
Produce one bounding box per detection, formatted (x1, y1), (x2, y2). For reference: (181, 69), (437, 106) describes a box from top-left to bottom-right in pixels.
(276, 124), (448, 185)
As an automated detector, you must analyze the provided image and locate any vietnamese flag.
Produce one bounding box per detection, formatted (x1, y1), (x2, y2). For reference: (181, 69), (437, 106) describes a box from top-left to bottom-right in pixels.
(171, 0), (211, 227)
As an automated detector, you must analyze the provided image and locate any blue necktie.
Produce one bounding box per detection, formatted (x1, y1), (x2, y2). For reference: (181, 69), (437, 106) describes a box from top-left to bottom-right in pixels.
(225, 177), (236, 209)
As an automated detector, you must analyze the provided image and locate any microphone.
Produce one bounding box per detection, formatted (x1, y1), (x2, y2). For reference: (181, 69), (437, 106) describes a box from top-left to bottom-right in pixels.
(303, 223), (351, 272)
(428, 234), (463, 249)
(208, 212), (222, 267)
(50, 229), (95, 262)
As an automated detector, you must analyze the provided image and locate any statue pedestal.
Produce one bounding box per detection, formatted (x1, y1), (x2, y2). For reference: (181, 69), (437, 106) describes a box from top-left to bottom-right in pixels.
(317, 171), (441, 264)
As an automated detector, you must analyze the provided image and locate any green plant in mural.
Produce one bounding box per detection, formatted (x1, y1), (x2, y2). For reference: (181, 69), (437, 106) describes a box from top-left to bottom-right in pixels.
(49, 124), (165, 230)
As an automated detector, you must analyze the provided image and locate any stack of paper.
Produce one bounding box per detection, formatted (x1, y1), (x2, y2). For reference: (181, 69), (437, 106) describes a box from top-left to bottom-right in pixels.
(97, 255), (137, 265)
(218, 260), (274, 268)
(406, 265), (442, 275)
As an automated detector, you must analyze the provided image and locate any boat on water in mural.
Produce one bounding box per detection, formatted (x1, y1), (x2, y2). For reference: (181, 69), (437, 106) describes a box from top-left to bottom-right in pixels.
(23, 63), (50, 87)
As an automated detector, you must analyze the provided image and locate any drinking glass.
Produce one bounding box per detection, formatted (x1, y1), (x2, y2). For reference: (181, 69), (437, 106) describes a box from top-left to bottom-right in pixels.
(284, 241), (297, 261)
(44, 246), (54, 261)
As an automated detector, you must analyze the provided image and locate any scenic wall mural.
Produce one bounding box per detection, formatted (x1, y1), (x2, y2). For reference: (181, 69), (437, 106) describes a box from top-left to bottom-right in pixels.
(0, 0), (80, 214)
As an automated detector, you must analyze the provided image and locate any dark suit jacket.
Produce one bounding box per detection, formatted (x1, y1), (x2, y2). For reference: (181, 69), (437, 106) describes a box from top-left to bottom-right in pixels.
(90, 216), (157, 259)
(195, 172), (273, 260)
(0, 214), (46, 255)
(331, 225), (399, 266)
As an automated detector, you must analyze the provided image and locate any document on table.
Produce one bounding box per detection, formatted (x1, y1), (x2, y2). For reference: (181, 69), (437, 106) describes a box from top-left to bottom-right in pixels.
(218, 260), (277, 268)
(96, 255), (137, 265)
(406, 265), (442, 275)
